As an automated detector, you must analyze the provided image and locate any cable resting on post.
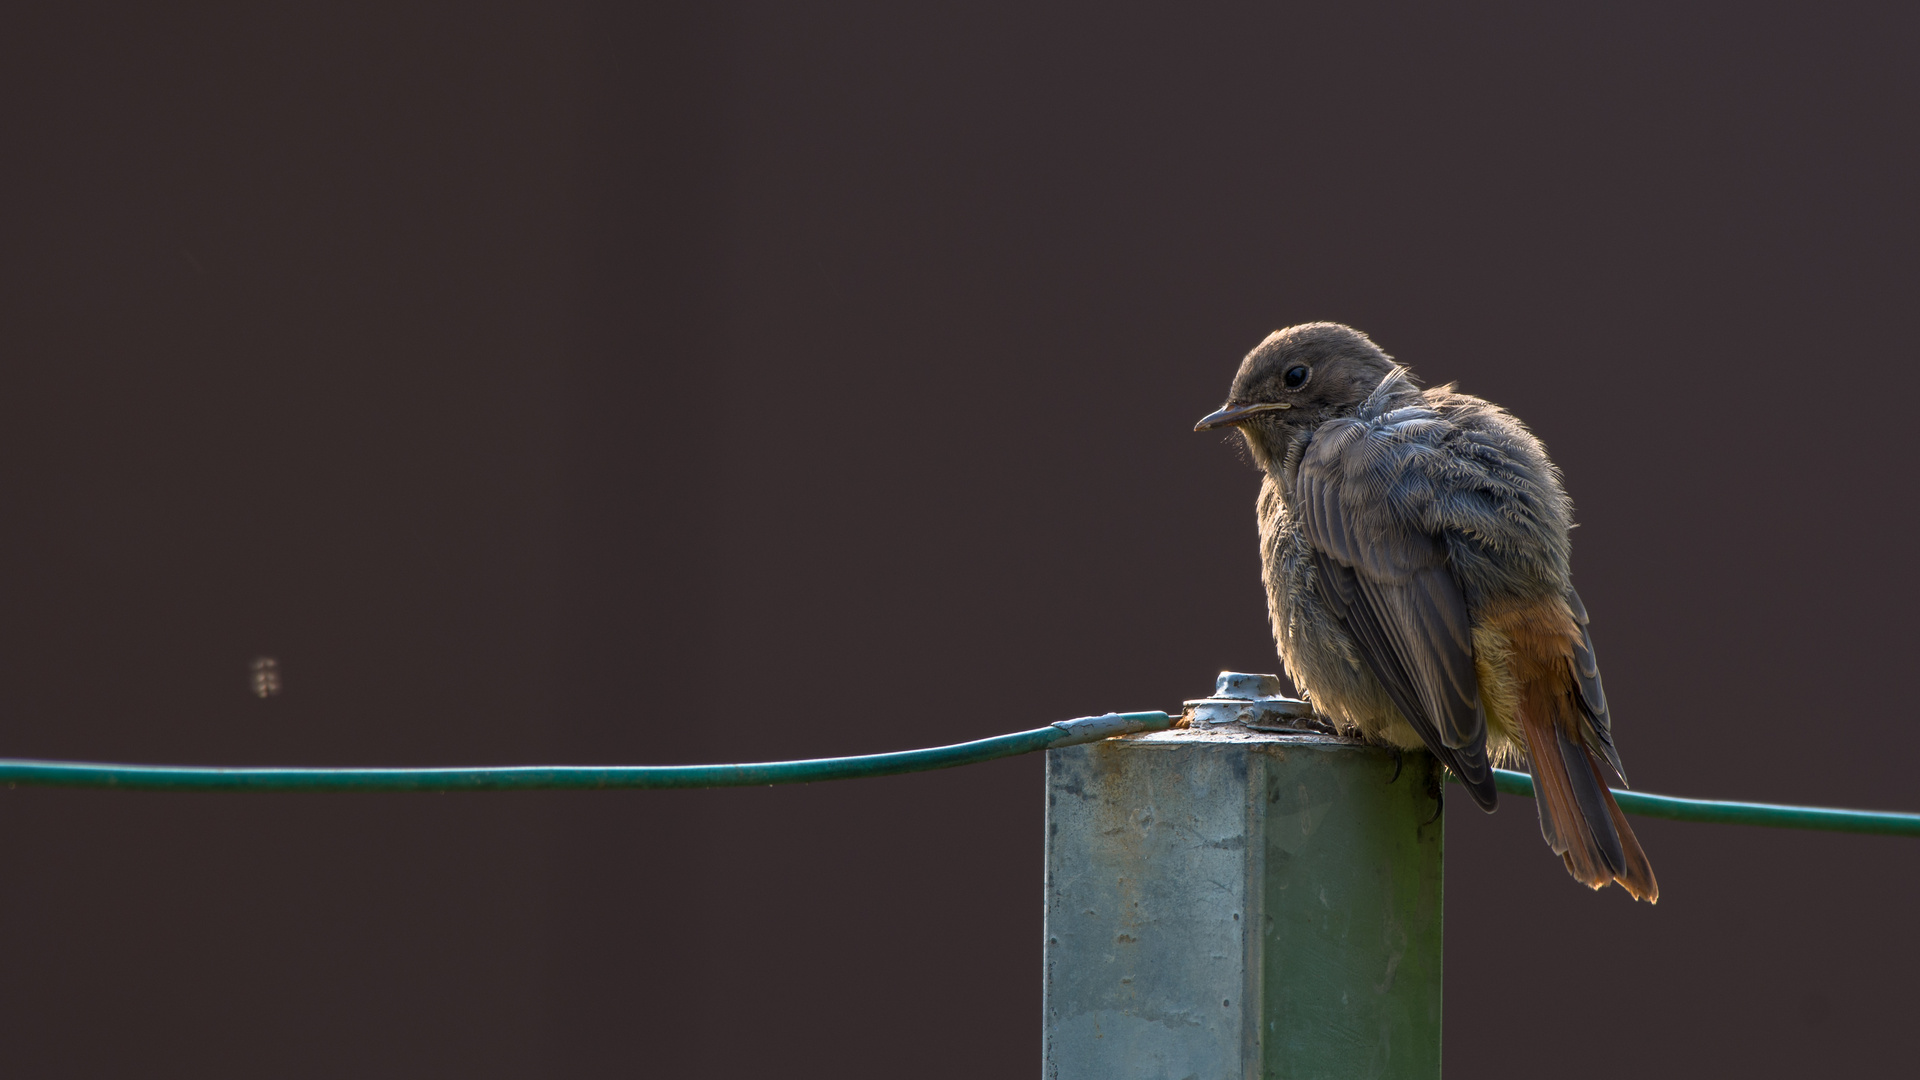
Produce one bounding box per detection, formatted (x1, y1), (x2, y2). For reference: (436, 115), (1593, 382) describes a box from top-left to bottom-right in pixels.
(0, 701), (1911, 836)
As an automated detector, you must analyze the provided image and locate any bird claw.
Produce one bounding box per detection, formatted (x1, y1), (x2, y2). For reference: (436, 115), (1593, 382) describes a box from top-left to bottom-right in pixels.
(1298, 712), (1340, 736)
(1421, 768), (1445, 826)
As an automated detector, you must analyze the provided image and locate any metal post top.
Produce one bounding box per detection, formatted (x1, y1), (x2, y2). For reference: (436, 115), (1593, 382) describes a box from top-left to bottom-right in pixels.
(1121, 725), (1358, 750)
(1045, 678), (1444, 1080)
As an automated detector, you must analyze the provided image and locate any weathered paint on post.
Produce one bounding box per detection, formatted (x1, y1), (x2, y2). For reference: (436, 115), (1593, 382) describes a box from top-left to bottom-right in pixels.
(1043, 725), (1443, 1079)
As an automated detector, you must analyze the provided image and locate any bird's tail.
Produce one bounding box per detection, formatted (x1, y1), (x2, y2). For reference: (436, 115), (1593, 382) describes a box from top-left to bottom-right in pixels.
(1518, 684), (1658, 903)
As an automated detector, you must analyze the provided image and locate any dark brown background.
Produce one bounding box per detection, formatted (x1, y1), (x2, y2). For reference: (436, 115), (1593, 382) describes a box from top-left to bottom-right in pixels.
(3, 2), (1916, 1076)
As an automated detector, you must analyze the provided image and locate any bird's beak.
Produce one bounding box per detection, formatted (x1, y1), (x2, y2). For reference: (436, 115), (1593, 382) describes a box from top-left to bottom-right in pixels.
(1193, 400), (1291, 432)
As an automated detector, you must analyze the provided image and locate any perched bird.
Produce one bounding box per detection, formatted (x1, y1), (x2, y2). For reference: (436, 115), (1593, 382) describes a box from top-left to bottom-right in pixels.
(1195, 323), (1656, 901)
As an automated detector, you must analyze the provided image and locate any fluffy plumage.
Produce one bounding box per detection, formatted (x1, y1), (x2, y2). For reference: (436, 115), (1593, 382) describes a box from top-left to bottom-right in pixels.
(1198, 323), (1656, 901)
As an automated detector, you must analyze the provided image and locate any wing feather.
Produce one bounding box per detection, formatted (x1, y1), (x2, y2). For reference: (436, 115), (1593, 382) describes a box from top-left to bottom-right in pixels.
(1566, 586), (1627, 783)
(1297, 416), (1496, 809)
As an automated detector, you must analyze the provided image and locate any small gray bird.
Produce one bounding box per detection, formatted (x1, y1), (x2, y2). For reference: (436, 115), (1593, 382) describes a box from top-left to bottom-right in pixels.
(1196, 323), (1656, 901)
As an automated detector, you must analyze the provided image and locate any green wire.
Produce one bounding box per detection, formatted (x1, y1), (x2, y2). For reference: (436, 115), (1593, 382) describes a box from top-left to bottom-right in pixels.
(0, 717), (1914, 837)
(0, 712), (1172, 793)
(1485, 768), (1920, 837)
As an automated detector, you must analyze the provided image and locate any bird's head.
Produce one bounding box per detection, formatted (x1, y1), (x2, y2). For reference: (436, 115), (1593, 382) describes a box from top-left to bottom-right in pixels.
(1194, 322), (1402, 470)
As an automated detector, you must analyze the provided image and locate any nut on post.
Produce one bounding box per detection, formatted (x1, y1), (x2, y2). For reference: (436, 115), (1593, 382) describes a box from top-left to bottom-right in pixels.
(1180, 671), (1316, 730)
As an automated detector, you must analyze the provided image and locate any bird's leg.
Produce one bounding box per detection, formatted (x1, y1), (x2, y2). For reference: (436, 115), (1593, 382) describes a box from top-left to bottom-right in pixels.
(1386, 747), (1404, 784)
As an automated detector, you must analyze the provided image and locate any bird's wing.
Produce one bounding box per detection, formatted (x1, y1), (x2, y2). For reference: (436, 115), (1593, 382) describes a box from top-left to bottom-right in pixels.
(1296, 414), (1496, 808)
(1566, 586), (1627, 784)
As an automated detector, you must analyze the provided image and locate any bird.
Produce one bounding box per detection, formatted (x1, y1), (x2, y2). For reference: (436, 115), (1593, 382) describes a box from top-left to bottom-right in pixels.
(1194, 322), (1657, 902)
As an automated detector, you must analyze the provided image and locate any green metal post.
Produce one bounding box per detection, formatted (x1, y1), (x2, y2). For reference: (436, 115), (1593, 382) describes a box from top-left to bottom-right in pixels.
(1043, 724), (1444, 1079)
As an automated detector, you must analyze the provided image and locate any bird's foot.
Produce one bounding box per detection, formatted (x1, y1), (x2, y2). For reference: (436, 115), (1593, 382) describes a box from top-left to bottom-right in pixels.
(1421, 768), (1445, 826)
(1297, 712), (1340, 737)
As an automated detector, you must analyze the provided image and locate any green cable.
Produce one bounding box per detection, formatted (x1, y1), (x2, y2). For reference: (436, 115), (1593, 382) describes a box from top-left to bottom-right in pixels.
(0, 712), (1172, 793)
(1485, 768), (1920, 837)
(0, 716), (1913, 838)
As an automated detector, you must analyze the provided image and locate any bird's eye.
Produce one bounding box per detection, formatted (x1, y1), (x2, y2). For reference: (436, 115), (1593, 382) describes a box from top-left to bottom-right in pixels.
(1283, 365), (1310, 390)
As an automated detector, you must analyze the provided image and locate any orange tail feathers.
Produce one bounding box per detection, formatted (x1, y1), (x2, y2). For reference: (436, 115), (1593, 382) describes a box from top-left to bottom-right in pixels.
(1519, 691), (1659, 903)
